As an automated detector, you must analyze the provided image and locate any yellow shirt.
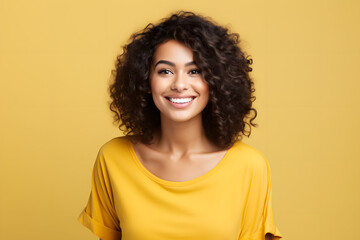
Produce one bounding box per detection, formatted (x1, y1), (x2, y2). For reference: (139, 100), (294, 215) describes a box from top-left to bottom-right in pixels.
(78, 137), (282, 240)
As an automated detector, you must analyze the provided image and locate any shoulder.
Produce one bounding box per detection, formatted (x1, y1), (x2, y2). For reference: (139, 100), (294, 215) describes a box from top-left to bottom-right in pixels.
(93, 136), (134, 172)
(99, 136), (132, 153)
(230, 141), (270, 173)
(95, 136), (134, 163)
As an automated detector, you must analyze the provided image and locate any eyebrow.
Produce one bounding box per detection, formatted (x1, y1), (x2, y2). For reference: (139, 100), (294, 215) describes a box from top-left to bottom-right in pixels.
(154, 60), (196, 68)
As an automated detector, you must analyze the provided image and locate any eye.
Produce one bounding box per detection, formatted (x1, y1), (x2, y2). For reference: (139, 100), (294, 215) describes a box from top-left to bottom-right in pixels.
(189, 69), (201, 75)
(158, 69), (173, 75)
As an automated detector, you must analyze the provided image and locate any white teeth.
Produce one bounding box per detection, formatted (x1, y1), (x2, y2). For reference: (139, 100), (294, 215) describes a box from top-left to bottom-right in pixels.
(168, 97), (194, 104)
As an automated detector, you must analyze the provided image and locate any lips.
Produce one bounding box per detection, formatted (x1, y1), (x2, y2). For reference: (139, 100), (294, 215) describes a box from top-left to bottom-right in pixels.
(166, 97), (195, 104)
(164, 96), (196, 108)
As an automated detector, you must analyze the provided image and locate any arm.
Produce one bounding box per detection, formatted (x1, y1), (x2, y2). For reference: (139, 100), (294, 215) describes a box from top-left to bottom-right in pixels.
(265, 233), (275, 240)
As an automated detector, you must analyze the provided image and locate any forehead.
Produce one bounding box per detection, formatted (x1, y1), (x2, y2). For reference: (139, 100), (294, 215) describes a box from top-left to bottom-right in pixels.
(152, 40), (194, 63)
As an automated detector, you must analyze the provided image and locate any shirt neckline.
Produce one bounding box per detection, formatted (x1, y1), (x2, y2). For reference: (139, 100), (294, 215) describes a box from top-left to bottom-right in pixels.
(127, 139), (238, 187)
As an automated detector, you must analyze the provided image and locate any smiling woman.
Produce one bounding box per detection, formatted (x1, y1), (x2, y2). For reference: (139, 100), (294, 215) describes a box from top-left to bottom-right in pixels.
(150, 40), (209, 123)
(78, 11), (282, 240)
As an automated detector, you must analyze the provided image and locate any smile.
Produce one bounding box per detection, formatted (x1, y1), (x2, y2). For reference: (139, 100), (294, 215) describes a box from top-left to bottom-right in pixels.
(166, 97), (195, 104)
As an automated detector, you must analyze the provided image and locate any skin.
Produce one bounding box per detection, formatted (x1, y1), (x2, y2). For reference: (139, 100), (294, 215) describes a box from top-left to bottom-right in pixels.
(149, 40), (210, 125)
(265, 233), (274, 240)
(132, 40), (228, 182)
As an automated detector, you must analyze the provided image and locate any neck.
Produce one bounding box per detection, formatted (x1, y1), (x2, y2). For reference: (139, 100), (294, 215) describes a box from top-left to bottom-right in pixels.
(155, 114), (215, 155)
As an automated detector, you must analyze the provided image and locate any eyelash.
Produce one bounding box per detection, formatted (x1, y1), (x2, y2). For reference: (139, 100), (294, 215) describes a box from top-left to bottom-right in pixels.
(189, 69), (201, 75)
(158, 69), (173, 74)
(157, 69), (201, 75)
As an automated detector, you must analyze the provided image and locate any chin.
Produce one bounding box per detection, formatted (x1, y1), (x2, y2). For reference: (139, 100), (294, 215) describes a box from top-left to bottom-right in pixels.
(161, 112), (202, 123)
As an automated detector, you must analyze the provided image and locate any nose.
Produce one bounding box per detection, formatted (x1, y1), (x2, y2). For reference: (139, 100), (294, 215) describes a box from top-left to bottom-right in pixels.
(170, 72), (188, 91)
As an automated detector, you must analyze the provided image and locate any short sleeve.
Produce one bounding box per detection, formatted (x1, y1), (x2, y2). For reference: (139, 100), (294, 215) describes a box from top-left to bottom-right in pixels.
(238, 157), (282, 240)
(78, 149), (122, 240)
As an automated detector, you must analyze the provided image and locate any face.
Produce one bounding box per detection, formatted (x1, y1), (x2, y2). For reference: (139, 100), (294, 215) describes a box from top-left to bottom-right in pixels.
(149, 40), (209, 123)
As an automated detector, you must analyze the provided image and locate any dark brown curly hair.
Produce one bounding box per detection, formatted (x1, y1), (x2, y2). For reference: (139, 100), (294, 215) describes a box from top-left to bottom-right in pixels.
(110, 11), (257, 149)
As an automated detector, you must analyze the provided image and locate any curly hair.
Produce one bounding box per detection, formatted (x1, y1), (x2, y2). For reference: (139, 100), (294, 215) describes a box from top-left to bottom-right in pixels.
(110, 11), (257, 149)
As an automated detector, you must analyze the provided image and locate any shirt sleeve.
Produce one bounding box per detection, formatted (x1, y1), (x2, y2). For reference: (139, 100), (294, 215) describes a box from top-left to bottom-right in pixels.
(238, 156), (282, 240)
(78, 149), (122, 240)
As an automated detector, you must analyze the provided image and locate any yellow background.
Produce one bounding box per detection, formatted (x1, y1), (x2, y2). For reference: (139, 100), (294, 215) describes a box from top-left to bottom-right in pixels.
(1, 0), (359, 239)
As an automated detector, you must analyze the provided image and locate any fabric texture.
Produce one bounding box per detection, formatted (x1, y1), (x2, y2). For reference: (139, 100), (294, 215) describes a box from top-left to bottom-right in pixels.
(78, 136), (282, 240)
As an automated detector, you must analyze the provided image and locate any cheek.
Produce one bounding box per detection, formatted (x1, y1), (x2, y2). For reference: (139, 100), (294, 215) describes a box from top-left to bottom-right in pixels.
(149, 76), (166, 105)
(204, 85), (209, 99)
(150, 76), (161, 94)
(198, 82), (210, 103)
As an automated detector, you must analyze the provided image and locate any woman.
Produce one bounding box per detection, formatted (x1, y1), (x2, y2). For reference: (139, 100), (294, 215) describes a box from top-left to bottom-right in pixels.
(78, 11), (282, 240)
